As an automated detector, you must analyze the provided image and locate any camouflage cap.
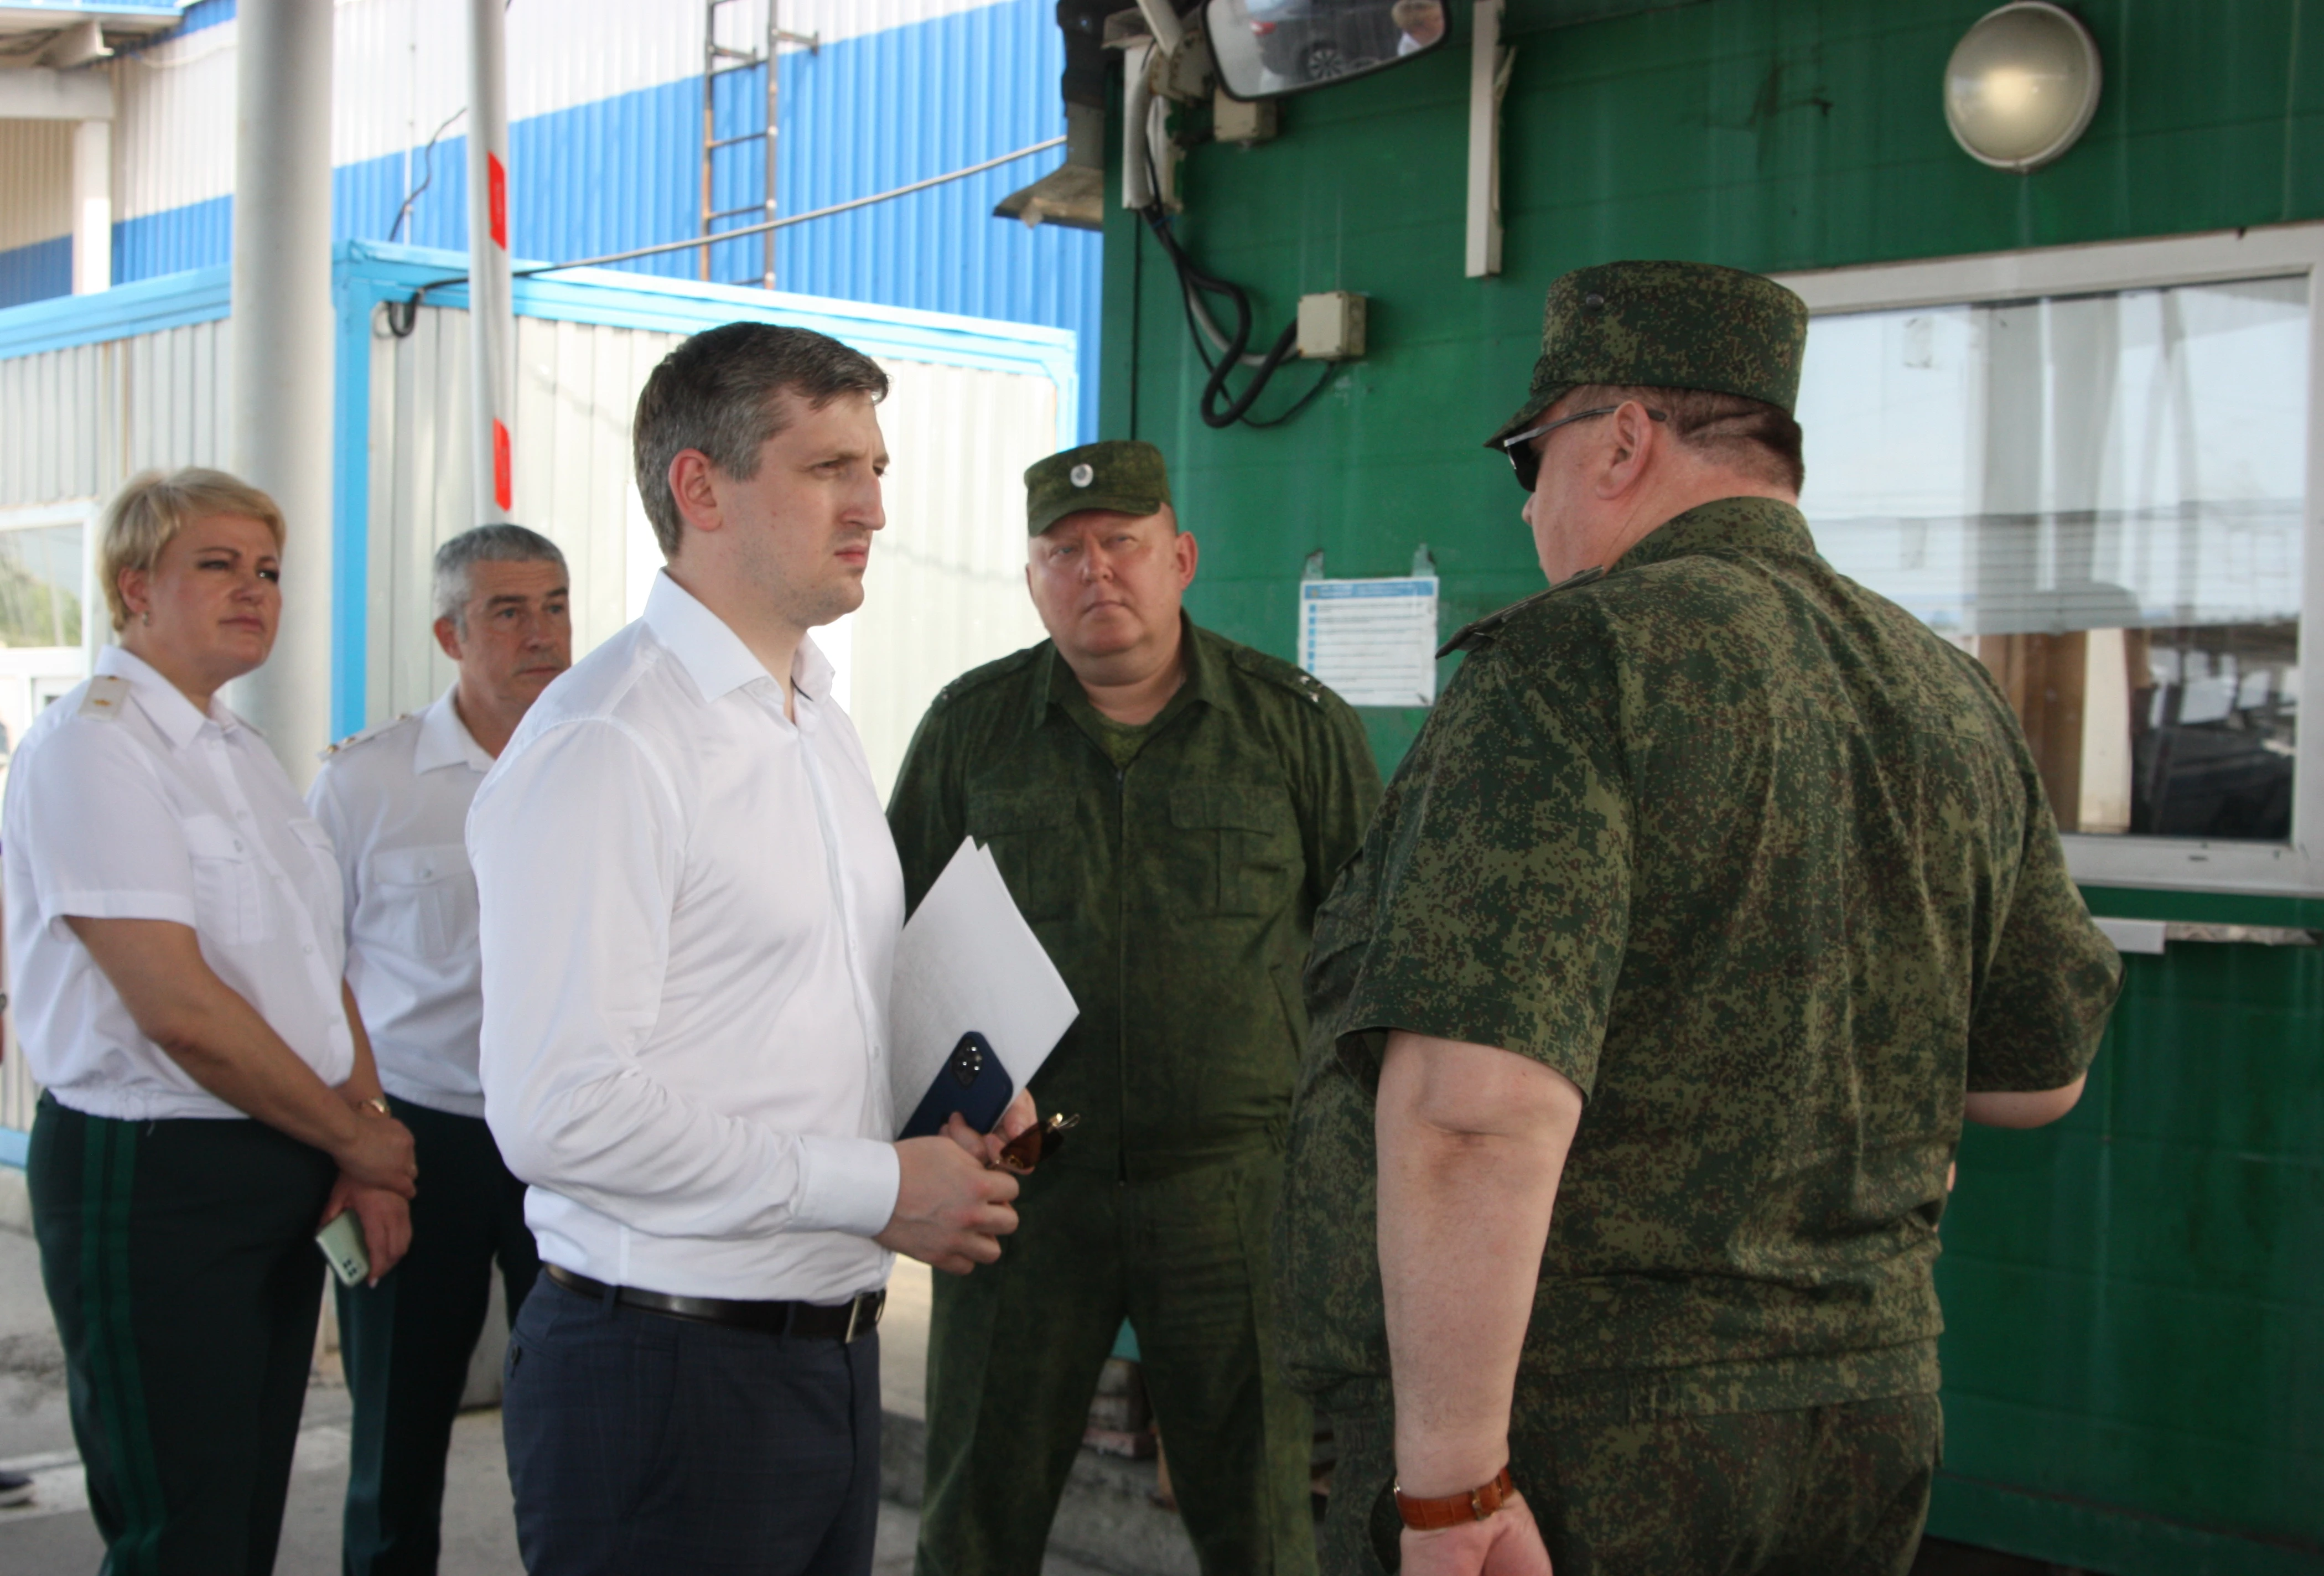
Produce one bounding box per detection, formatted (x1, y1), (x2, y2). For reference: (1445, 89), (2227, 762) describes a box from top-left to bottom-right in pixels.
(1483, 261), (1809, 449)
(1025, 440), (1172, 536)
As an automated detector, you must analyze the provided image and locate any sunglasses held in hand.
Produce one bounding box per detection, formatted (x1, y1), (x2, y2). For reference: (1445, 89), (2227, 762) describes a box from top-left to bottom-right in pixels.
(995, 1113), (1081, 1175)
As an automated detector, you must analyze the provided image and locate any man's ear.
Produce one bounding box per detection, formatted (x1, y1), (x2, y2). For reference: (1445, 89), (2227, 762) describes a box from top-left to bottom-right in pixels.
(432, 615), (463, 662)
(668, 450), (723, 538)
(1174, 528), (1200, 589)
(116, 567), (147, 625)
(1599, 401), (1661, 496)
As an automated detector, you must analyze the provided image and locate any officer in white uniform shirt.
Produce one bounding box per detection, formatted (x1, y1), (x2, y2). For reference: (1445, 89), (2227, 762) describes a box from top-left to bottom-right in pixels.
(307, 523), (571, 1576)
(471, 323), (1034, 1575)
(4, 467), (417, 1571)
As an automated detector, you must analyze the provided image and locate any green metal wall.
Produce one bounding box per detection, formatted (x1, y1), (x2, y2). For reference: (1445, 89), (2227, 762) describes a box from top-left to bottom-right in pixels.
(1096, 1), (2324, 1569)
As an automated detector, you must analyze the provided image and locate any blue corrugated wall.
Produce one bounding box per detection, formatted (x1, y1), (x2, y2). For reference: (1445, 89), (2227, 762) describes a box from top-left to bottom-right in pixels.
(0, 236), (70, 308)
(0, 0), (1097, 439)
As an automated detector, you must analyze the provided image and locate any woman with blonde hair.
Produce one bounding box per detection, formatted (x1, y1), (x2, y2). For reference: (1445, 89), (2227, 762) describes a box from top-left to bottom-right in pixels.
(2, 466), (418, 1572)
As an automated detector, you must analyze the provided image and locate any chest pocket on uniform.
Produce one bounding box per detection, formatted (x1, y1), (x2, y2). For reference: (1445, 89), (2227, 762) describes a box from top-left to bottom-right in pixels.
(287, 817), (345, 941)
(183, 813), (272, 945)
(361, 843), (475, 962)
(1169, 782), (1300, 918)
(964, 789), (1076, 924)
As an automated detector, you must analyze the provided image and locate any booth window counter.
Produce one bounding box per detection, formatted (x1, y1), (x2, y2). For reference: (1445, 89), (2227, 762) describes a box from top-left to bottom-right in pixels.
(1782, 225), (2324, 897)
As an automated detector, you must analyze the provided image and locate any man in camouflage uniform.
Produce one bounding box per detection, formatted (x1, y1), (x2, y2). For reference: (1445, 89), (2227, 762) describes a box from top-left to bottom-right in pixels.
(890, 439), (1381, 1576)
(1273, 261), (2124, 1576)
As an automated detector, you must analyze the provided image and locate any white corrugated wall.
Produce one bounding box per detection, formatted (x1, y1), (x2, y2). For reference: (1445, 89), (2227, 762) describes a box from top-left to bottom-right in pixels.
(0, 319), (234, 507)
(362, 301), (1051, 796)
(854, 356), (1055, 792)
(364, 304), (670, 718)
(0, 122), (73, 255)
(113, 22), (242, 225)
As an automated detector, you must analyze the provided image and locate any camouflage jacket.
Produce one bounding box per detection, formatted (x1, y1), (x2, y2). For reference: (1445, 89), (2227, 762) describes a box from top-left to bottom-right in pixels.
(888, 617), (1382, 1178)
(1275, 497), (2123, 1420)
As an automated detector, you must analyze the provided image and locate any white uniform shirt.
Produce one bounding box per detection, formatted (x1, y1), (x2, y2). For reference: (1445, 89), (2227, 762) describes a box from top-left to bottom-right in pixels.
(1, 645), (354, 1122)
(470, 572), (904, 1303)
(307, 687), (492, 1118)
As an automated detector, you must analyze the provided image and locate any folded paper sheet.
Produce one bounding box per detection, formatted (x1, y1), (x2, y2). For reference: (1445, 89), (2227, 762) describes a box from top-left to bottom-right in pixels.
(889, 837), (1080, 1139)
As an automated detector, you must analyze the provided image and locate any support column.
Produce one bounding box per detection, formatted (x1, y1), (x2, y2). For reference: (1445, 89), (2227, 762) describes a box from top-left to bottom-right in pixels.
(466, 0), (516, 525)
(70, 116), (111, 294)
(228, 0), (336, 781)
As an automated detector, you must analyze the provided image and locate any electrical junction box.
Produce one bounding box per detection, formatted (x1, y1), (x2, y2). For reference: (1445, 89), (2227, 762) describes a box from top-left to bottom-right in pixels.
(1213, 90), (1279, 146)
(1296, 292), (1366, 360)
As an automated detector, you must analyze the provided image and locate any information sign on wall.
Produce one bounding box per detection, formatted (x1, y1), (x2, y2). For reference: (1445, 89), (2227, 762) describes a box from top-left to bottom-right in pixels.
(1298, 576), (1439, 707)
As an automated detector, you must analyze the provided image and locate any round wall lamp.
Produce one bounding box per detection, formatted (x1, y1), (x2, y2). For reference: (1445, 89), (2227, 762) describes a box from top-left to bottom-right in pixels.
(1943, 2), (2103, 173)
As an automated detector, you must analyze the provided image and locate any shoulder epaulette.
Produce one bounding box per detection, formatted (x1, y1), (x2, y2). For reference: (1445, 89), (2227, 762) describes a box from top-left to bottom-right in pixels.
(1228, 642), (1330, 706)
(931, 642), (1047, 709)
(315, 712), (412, 763)
(1436, 566), (1609, 659)
(76, 675), (129, 721)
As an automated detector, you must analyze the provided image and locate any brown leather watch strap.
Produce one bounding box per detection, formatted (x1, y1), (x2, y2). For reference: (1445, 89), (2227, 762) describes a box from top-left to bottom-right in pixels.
(1393, 1464), (1516, 1531)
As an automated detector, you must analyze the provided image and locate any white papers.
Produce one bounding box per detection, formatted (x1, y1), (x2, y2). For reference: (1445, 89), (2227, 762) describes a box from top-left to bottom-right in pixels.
(1298, 576), (1439, 707)
(889, 837), (1080, 1138)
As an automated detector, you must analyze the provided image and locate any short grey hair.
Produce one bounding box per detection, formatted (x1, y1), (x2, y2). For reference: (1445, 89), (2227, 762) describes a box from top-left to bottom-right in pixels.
(632, 322), (889, 557)
(432, 524), (568, 629)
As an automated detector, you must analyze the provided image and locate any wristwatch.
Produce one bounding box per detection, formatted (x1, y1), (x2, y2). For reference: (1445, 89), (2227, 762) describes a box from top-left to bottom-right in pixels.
(1393, 1465), (1516, 1531)
(357, 1095), (391, 1118)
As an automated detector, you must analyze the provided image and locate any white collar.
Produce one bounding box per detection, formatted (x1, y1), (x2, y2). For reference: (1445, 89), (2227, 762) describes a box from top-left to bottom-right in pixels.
(97, 644), (246, 749)
(641, 571), (835, 704)
(413, 686), (495, 775)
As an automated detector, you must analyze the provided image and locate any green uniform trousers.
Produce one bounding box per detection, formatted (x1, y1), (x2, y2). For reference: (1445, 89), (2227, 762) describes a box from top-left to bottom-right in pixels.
(915, 1148), (1315, 1576)
(28, 1091), (338, 1576)
(339, 1097), (540, 1576)
(1320, 1393), (1941, 1576)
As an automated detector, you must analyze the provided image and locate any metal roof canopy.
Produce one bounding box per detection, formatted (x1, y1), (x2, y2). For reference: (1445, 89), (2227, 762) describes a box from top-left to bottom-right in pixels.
(0, 2), (184, 64)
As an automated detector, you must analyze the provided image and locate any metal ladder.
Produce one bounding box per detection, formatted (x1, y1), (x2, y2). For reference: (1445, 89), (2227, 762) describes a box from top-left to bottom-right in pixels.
(699, 0), (817, 287)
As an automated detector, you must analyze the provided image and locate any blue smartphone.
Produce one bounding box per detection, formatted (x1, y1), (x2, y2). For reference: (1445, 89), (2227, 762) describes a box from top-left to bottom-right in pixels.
(900, 1031), (1016, 1140)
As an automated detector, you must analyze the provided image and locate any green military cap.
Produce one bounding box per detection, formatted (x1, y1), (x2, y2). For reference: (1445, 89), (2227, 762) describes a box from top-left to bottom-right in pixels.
(1025, 440), (1173, 536)
(1483, 260), (1810, 449)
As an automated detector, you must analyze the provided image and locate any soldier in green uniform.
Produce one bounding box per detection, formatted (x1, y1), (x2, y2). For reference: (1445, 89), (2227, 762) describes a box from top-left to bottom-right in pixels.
(890, 439), (1382, 1576)
(1273, 262), (2125, 1576)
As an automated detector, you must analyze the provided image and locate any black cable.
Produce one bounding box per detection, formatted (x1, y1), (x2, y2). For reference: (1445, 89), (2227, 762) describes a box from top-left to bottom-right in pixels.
(1243, 360), (1336, 428)
(1145, 203), (1311, 428)
(389, 107), (467, 245)
(1137, 141), (1323, 430)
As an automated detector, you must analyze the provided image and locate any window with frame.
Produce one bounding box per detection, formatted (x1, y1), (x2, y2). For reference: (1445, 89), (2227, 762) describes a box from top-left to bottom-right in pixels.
(1794, 273), (2307, 846)
(0, 520), (84, 651)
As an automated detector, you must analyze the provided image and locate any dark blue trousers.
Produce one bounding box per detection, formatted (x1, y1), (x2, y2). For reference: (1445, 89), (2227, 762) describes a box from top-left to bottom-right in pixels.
(501, 1272), (881, 1575)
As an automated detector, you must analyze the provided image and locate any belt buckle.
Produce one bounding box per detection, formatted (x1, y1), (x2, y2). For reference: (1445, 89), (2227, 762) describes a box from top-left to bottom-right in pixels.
(844, 1290), (883, 1344)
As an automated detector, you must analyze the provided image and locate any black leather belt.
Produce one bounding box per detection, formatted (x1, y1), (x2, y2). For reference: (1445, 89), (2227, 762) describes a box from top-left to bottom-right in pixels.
(545, 1264), (885, 1341)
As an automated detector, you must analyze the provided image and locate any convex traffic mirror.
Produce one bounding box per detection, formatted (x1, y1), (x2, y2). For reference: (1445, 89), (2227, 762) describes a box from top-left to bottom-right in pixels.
(1206, 0), (1449, 100)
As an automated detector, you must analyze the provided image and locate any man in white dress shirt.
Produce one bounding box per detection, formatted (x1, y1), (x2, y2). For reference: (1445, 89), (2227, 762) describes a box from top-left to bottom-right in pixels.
(469, 323), (1026, 1575)
(308, 524), (572, 1575)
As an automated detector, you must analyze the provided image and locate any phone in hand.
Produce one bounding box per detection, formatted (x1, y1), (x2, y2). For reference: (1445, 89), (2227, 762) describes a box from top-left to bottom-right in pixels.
(315, 1209), (371, 1288)
(900, 1031), (1016, 1140)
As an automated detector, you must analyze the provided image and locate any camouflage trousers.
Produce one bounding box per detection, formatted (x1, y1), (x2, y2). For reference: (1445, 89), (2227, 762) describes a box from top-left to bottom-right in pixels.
(914, 1148), (1316, 1576)
(1320, 1392), (1941, 1575)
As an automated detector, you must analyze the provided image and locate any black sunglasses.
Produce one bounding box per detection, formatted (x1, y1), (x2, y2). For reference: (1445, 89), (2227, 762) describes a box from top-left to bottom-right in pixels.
(1500, 405), (1668, 492)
